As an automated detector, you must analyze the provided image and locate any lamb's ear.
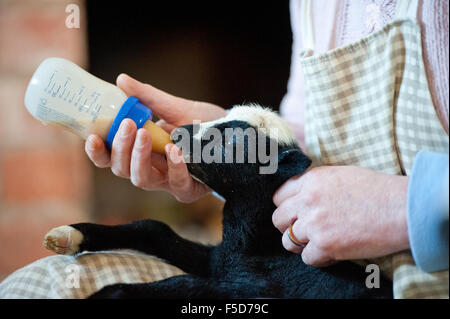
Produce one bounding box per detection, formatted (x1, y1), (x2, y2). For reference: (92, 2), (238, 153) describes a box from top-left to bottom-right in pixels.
(278, 148), (312, 177)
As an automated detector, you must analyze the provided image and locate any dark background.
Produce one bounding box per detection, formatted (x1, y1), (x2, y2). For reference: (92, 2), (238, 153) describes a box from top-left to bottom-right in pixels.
(86, 1), (292, 109)
(85, 0), (293, 240)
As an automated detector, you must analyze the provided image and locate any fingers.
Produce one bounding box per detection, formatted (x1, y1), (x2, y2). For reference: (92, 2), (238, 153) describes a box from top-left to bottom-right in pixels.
(149, 152), (169, 173)
(164, 143), (211, 202)
(165, 144), (198, 203)
(130, 129), (167, 189)
(272, 206), (297, 233)
(281, 220), (308, 254)
(86, 118), (172, 190)
(110, 119), (137, 178)
(281, 220), (334, 267)
(85, 135), (111, 168)
(116, 74), (192, 125)
(272, 195), (304, 233)
(301, 243), (334, 267)
(273, 173), (304, 207)
(291, 219), (308, 245)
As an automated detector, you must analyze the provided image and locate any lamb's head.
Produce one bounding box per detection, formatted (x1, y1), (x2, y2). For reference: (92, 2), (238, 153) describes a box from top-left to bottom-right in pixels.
(171, 104), (311, 200)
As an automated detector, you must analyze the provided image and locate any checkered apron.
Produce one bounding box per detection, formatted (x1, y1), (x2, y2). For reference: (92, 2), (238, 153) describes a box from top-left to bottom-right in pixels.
(0, 251), (184, 298)
(300, 0), (449, 298)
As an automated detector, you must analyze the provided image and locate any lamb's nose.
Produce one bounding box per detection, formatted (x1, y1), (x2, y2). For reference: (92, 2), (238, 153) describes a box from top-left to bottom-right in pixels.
(171, 125), (193, 145)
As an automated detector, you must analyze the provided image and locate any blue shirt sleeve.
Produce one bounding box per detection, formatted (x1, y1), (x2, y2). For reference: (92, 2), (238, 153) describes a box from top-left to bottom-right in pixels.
(407, 150), (449, 273)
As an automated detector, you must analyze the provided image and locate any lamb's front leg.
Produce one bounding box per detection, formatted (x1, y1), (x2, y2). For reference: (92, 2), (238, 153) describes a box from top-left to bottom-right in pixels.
(43, 220), (212, 276)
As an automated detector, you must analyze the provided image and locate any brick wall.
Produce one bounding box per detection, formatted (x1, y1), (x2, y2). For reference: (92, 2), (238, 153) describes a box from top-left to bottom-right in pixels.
(0, 0), (90, 280)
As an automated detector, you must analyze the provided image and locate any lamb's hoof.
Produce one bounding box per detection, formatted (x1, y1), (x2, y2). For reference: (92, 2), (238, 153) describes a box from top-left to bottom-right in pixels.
(43, 225), (83, 255)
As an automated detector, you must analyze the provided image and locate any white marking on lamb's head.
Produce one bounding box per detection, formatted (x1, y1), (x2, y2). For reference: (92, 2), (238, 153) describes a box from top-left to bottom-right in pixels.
(193, 104), (298, 146)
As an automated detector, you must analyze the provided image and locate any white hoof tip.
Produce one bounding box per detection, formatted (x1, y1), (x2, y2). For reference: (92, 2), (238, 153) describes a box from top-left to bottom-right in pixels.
(43, 226), (83, 255)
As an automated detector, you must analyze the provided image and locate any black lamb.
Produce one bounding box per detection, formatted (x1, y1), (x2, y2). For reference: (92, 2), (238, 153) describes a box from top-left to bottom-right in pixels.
(43, 105), (393, 299)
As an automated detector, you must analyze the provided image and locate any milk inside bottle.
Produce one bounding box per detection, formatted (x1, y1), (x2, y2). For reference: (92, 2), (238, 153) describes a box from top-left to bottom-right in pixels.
(24, 57), (171, 154)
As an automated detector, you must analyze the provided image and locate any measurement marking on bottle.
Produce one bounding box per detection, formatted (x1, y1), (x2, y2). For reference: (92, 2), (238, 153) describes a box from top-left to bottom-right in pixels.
(91, 104), (102, 122)
(90, 92), (100, 106)
(78, 86), (85, 95)
(60, 87), (66, 98)
(45, 71), (56, 91)
(75, 95), (82, 107)
(64, 78), (70, 88)
(53, 85), (61, 97)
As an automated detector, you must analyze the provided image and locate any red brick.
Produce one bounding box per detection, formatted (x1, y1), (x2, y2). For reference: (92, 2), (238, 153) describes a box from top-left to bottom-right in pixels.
(0, 0), (87, 75)
(0, 0), (91, 283)
(0, 202), (90, 279)
(1, 147), (91, 202)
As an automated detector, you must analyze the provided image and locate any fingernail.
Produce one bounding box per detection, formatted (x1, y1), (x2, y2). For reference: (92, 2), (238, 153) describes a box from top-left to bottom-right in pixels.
(165, 144), (176, 162)
(119, 120), (132, 137)
(135, 130), (148, 148)
(116, 73), (129, 85)
(86, 136), (97, 151)
(168, 145), (184, 164)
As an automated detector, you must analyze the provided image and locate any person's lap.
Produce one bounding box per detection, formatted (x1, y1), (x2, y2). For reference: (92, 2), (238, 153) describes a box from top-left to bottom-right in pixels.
(0, 250), (184, 299)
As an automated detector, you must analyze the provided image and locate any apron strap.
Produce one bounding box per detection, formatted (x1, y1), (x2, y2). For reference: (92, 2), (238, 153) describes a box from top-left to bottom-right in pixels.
(395, 0), (420, 20)
(299, 0), (315, 57)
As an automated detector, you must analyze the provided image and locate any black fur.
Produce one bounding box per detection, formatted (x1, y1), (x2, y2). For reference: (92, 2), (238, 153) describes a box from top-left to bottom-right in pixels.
(69, 118), (393, 298)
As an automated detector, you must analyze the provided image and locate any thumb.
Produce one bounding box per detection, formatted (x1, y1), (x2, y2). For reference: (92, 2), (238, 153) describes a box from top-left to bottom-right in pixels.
(116, 73), (193, 125)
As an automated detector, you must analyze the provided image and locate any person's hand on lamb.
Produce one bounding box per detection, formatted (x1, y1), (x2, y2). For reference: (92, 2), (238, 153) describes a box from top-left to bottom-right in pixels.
(272, 166), (410, 267)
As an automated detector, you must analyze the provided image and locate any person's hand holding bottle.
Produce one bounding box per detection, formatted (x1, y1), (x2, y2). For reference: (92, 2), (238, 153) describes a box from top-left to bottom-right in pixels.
(85, 74), (227, 203)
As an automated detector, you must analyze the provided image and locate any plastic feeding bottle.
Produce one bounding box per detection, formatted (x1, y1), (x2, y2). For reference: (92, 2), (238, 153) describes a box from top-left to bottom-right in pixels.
(24, 57), (171, 154)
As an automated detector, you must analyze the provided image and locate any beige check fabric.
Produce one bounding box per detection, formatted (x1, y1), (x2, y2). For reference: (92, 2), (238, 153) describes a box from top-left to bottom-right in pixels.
(0, 250), (184, 299)
(302, 19), (449, 299)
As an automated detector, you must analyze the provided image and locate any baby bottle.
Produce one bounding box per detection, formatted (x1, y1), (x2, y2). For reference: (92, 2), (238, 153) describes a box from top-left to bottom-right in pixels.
(24, 57), (171, 154)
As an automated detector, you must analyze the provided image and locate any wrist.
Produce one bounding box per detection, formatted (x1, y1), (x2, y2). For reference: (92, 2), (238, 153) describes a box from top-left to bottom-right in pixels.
(385, 174), (410, 253)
